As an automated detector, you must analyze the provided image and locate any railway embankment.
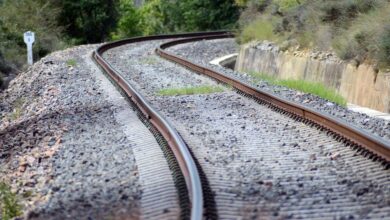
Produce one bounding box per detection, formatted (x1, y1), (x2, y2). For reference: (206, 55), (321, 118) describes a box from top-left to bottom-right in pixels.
(0, 45), (179, 219)
(235, 41), (390, 113)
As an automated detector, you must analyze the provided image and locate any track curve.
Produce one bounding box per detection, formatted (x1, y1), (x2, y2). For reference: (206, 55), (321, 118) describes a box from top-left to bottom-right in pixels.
(93, 32), (231, 220)
(157, 34), (390, 165)
(93, 31), (390, 219)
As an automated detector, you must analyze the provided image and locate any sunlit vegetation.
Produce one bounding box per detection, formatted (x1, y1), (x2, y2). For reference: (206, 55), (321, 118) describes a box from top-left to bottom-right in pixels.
(236, 0), (390, 69)
(157, 85), (225, 96)
(66, 59), (77, 67)
(246, 71), (347, 106)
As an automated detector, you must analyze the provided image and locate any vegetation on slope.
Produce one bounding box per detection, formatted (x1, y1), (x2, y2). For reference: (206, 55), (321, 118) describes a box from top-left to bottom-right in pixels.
(247, 71), (347, 106)
(236, 0), (390, 69)
(0, 182), (22, 220)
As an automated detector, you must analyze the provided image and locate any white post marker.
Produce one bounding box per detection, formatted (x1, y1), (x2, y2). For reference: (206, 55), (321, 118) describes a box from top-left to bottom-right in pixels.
(23, 31), (35, 65)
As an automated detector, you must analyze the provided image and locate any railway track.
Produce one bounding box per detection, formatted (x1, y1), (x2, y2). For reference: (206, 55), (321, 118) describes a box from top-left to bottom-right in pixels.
(93, 32), (390, 219)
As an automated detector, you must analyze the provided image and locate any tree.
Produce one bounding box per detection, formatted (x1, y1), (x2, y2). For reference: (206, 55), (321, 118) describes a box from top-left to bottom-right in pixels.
(56, 0), (120, 43)
(112, 0), (142, 39)
(178, 0), (240, 31)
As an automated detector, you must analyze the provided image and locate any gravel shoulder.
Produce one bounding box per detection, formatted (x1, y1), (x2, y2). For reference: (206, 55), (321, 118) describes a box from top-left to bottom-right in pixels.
(0, 45), (178, 219)
(168, 39), (390, 142)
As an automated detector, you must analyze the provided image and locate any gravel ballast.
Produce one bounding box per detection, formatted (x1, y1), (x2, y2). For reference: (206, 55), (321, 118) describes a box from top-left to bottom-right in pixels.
(168, 38), (390, 142)
(0, 45), (179, 219)
(103, 38), (390, 219)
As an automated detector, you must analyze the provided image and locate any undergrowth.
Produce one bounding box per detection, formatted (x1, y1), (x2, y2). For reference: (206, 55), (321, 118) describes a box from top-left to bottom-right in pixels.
(247, 71), (347, 106)
(0, 182), (22, 220)
(157, 85), (225, 96)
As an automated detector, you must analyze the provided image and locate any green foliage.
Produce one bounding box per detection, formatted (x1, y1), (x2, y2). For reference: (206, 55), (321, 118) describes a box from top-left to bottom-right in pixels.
(55, 0), (119, 43)
(157, 85), (225, 96)
(246, 71), (347, 106)
(274, 0), (305, 12)
(112, 0), (142, 39)
(113, 0), (240, 39)
(238, 19), (282, 43)
(0, 182), (22, 220)
(277, 79), (346, 106)
(178, 0), (240, 31)
(138, 0), (166, 35)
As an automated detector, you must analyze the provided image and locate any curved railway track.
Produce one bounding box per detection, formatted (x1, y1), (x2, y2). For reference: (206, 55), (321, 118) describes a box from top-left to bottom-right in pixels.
(93, 32), (390, 219)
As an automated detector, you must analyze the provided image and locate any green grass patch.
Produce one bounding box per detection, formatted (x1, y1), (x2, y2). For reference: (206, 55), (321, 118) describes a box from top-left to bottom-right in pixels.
(246, 71), (347, 106)
(157, 85), (225, 96)
(66, 59), (77, 67)
(140, 57), (158, 65)
(0, 182), (22, 220)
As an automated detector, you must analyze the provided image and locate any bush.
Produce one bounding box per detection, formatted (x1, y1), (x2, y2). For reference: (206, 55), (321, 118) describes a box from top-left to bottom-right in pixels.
(237, 18), (282, 44)
(112, 0), (142, 39)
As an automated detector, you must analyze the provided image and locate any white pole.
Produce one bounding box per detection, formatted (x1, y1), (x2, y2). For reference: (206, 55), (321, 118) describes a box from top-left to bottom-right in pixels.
(27, 44), (33, 65)
(23, 31), (35, 66)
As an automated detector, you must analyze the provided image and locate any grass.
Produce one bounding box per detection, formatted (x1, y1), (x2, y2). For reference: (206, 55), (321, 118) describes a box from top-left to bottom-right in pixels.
(10, 98), (25, 120)
(0, 182), (22, 220)
(247, 71), (347, 106)
(140, 57), (158, 65)
(66, 59), (77, 67)
(157, 85), (225, 96)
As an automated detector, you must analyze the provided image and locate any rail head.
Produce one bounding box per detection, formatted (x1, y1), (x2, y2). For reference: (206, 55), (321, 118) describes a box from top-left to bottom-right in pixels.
(157, 35), (390, 163)
(92, 32), (233, 220)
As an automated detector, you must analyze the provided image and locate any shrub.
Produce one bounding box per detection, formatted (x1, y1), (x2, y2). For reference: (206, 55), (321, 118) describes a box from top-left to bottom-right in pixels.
(237, 18), (282, 44)
(0, 182), (22, 220)
(274, 0), (305, 13)
(112, 0), (142, 39)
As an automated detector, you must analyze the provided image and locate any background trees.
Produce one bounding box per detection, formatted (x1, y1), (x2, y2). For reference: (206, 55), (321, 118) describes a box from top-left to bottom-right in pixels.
(0, 0), (239, 84)
(55, 0), (119, 44)
(2, 0), (388, 89)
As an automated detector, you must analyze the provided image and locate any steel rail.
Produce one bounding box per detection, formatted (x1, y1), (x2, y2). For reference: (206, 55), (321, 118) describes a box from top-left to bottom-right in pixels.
(156, 34), (390, 164)
(92, 31), (229, 220)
